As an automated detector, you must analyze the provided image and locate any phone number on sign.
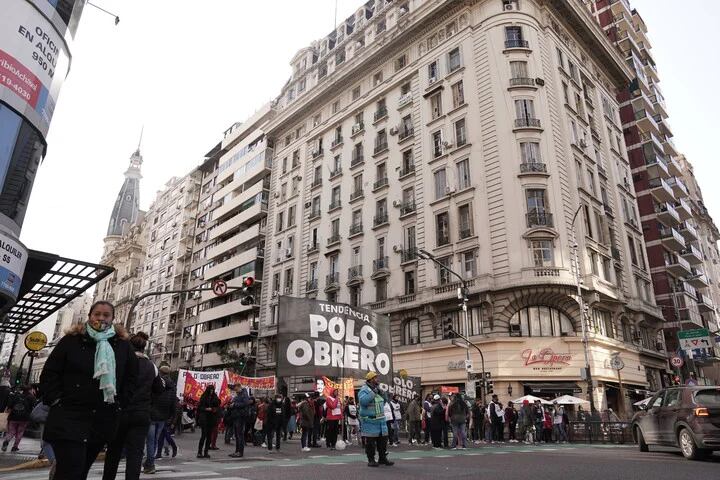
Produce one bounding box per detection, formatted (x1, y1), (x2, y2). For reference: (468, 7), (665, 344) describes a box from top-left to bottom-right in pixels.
(1, 74), (32, 101)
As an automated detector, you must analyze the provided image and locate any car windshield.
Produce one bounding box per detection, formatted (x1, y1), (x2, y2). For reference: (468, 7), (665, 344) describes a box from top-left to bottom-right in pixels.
(694, 389), (720, 407)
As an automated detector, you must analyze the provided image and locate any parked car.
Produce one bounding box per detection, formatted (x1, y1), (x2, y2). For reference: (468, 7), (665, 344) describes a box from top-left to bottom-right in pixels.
(631, 386), (720, 460)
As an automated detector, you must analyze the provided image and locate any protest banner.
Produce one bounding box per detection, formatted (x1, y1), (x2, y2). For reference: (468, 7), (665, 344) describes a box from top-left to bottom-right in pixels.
(277, 297), (393, 382)
(378, 372), (422, 410)
(227, 372), (276, 391)
(176, 369), (226, 401)
(318, 376), (355, 399)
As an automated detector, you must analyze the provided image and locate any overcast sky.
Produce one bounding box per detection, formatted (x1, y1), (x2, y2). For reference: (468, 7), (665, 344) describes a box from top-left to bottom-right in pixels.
(18, 0), (720, 264)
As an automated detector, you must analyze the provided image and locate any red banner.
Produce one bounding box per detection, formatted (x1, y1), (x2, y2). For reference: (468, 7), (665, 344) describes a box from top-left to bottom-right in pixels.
(319, 377), (355, 399)
(227, 372), (276, 391)
(182, 371), (230, 406)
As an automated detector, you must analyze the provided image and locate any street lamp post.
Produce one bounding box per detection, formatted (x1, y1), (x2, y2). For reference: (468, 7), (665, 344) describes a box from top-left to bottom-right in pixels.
(416, 248), (486, 403)
(570, 205), (597, 415)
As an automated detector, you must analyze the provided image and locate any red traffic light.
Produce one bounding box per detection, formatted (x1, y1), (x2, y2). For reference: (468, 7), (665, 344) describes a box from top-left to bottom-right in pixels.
(243, 277), (254, 287)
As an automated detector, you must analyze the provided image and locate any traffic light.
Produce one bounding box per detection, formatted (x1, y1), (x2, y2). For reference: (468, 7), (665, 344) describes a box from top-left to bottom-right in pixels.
(238, 353), (246, 368)
(240, 277), (255, 305)
(443, 317), (455, 339)
(486, 380), (494, 394)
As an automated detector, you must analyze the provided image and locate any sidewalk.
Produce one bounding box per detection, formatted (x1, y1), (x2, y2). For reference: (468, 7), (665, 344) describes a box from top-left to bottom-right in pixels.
(0, 435), (44, 470)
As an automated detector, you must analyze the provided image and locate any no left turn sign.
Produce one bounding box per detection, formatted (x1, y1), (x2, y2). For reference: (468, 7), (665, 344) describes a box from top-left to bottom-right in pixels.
(670, 355), (684, 368)
(212, 279), (227, 296)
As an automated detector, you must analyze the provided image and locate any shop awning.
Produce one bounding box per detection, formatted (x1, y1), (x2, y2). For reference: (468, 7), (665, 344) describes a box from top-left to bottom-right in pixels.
(0, 250), (114, 334)
(523, 382), (582, 393)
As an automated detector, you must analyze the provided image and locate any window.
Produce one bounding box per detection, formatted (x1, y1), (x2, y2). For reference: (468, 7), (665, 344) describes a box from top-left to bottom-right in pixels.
(583, 204), (593, 238)
(276, 212), (284, 232)
(526, 189), (547, 213)
(430, 92), (443, 119)
(432, 130), (443, 157)
(312, 114), (321, 127)
(556, 47), (565, 70)
(285, 268), (294, 291)
(454, 118), (467, 146)
(462, 250), (477, 279)
(405, 270), (416, 295)
(332, 100), (339, 114)
(403, 319), (420, 345)
(286, 235), (295, 255)
(313, 165), (322, 184)
(349, 286), (361, 307)
(428, 60), (439, 82)
(405, 225), (416, 251)
(520, 141), (541, 164)
(451, 80), (465, 108)
(292, 150), (300, 168)
(331, 186), (341, 205)
(401, 83), (411, 95)
(282, 157), (288, 174)
(272, 272), (280, 293)
(458, 204), (473, 239)
(562, 82), (569, 104)
(509, 307), (574, 337)
(352, 86), (361, 100)
(457, 159), (471, 190)
(514, 99), (535, 121)
(287, 205), (296, 227)
(395, 54), (408, 71)
(589, 250), (599, 275)
(331, 219), (340, 237)
(434, 168), (447, 199)
(298, 78), (306, 93)
(448, 47), (461, 72)
(636, 239), (646, 269)
(568, 61), (579, 82)
(504, 26), (525, 47)
(332, 154), (341, 172)
(510, 60), (528, 79)
(627, 235), (638, 265)
(373, 71), (383, 86)
(353, 173), (363, 195)
(586, 169), (596, 195)
(376, 278), (387, 301)
(377, 237), (386, 258)
(531, 240), (554, 267)
(437, 256), (452, 285)
(311, 196), (320, 216)
(402, 150), (414, 173)
(436, 212), (450, 246)
(351, 209), (362, 228)
(375, 198), (388, 224)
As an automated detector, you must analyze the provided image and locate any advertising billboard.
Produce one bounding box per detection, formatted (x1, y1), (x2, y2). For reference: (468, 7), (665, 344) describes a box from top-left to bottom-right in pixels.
(0, 0), (73, 137)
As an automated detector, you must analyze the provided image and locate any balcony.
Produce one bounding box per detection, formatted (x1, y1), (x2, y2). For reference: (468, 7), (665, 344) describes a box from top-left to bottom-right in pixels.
(325, 272), (340, 289)
(311, 176), (322, 189)
(350, 189), (364, 202)
(659, 227), (686, 251)
(402, 248), (418, 263)
(373, 256), (389, 273)
(666, 155), (682, 176)
(513, 118), (542, 131)
(351, 122), (365, 136)
(306, 279), (318, 292)
(349, 222), (363, 236)
(663, 137), (679, 159)
(196, 321), (251, 346)
(308, 208), (321, 221)
(678, 223), (699, 241)
(204, 246), (261, 280)
(373, 177), (389, 191)
(374, 107), (388, 122)
(604, 203), (613, 216)
(459, 228), (473, 240)
(398, 93), (413, 108)
(307, 242), (319, 254)
(634, 109), (660, 134)
(526, 211), (554, 228)
(328, 200), (341, 212)
(680, 245), (703, 265)
(655, 202), (680, 226)
(687, 269), (709, 289)
(665, 255), (692, 277)
(373, 213), (389, 228)
(399, 164), (415, 178)
(327, 234), (341, 247)
(519, 162), (548, 175)
(351, 153), (365, 168)
(347, 265), (363, 283)
(199, 298), (253, 324)
(331, 137), (343, 149)
(667, 177), (689, 198)
(645, 155), (670, 180)
(509, 77), (536, 88)
(399, 127), (414, 141)
(696, 292), (715, 312)
(648, 177), (675, 203)
(311, 148), (324, 159)
(374, 139), (389, 155)
(400, 201), (416, 216)
(329, 167), (342, 179)
(504, 39), (530, 49)
(674, 198), (692, 221)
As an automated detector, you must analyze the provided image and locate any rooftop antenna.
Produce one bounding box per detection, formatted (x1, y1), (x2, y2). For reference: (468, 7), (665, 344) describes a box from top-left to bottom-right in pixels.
(334, 0), (338, 28)
(137, 126), (144, 152)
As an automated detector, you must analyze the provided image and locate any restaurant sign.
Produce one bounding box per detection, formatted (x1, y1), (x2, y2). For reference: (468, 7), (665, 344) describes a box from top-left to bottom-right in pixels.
(521, 348), (572, 371)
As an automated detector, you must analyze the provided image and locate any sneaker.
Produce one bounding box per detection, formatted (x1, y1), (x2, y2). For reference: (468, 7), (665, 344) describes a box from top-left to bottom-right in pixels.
(267, 450), (275, 454)
(1, 441), (7, 452)
(261, 443), (267, 448)
(11, 446), (19, 453)
(302, 447), (311, 452)
(452, 447), (459, 450)
(143, 466), (156, 474)
(229, 452), (243, 458)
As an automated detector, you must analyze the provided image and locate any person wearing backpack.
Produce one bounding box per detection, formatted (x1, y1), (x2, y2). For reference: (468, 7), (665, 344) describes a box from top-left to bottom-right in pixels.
(448, 394), (469, 449)
(2, 385), (35, 452)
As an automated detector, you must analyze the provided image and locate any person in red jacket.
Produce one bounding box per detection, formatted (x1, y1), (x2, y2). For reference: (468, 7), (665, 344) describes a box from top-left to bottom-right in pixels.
(542, 409), (553, 443)
(324, 389), (343, 450)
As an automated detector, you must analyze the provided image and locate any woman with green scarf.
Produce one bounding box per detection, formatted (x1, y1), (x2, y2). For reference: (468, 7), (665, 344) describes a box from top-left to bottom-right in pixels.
(40, 301), (138, 480)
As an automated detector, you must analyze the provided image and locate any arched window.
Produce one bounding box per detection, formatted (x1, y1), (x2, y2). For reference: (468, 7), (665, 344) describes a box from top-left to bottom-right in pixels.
(402, 318), (420, 345)
(509, 306), (573, 337)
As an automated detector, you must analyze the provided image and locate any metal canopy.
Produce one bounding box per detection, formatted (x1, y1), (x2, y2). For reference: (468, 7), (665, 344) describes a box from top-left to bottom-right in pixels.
(0, 250), (114, 334)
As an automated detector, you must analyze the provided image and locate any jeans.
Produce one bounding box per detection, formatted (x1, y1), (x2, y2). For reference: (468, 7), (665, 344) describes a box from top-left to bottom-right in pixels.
(451, 422), (467, 448)
(535, 421), (544, 442)
(484, 423), (493, 442)
(391, 420), (400, 444)
(233, 417), (247, 453)
(4, 421), (28, 448)
(312, 418), (321, 445)
(156, 423), (177, 456)
(144, 421), (165, 468)
(225, 419), (235, 443)
(553, 423), (568, 442)
(103, 421), (148, 480)
(471, 419), (482, 441)
(301, 427), (311, 448)
(51, 440), (104, 480)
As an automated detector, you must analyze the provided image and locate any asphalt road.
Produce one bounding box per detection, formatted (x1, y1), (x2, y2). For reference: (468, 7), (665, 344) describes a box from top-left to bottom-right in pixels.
(1, 437), (718, 480)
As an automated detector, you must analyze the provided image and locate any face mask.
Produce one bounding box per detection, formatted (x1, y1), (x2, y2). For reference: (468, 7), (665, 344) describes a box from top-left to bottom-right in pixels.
(88, 317), (111, 332)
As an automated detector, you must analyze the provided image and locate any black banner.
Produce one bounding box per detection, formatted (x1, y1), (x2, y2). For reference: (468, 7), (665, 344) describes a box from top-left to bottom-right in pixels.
(379, 373), (422, 410)
(277, 297), (393, 382)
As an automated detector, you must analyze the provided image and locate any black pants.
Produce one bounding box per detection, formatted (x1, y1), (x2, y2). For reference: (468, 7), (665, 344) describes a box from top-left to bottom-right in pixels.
(430, 424), (443, 447)
(365, 435), (388, 462)
(441, 422), (449, 447)
(51, 440), (105, 480)
(224, 419), (235, 443)
(493, 420), (504, 441)
(265, 427), (281, 450)
(326, 419), (339, 448)
(508, 422), (517, 440)
(198, 424), (212, 455)
(424, 418), (431, 443)
(233, 418), (246, 454)
(103, 421), (148, 480)
(312, 418), (321, 446)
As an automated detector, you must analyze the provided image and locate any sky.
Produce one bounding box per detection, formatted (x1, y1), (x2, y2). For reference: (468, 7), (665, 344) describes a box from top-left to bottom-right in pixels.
(18, 0), (720, 264)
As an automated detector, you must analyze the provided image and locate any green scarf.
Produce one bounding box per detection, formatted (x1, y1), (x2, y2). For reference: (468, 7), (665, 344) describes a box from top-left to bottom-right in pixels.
(86, 323), (117, 403)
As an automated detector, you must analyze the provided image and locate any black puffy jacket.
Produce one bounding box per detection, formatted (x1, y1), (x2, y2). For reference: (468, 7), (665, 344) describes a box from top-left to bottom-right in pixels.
(150, 375), (177, 422)
(124, 351), (163, 424)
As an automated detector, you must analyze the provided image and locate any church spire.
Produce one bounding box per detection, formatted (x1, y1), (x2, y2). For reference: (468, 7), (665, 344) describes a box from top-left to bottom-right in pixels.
(106, 141), (142, 237)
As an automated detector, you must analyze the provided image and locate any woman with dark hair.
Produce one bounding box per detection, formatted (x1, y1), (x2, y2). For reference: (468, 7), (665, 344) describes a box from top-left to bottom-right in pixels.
(196, 384), (220, 458)
(39, 301), (138, 480)
(102, 332), (163, 479)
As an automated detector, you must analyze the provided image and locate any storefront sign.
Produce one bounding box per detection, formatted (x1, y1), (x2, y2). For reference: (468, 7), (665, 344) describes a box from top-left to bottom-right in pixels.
(277, 297), (393, 382)
(447, 359), (467, 370)
(440, 386), (459, 394)
(0, 230), (27, 303)
(521, 348), (572, 371)
(24, 331), (47, 351)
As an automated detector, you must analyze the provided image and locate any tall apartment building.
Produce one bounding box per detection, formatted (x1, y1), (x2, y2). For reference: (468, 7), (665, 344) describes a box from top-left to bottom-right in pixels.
(95, 148), (147, 326)
(181, 107), (273, 369)
(258, 0), (667, 409)
(591, 0), (720, 373)
(133, 172), (201, 365)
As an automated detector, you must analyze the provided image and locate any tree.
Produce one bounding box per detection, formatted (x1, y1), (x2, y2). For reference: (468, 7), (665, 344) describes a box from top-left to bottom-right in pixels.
(219, 348), (250, 375)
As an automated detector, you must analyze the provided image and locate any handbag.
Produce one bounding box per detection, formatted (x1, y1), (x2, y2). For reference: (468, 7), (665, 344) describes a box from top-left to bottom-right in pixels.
(30, 402), (50, 423)
(254, 418), (263, 431)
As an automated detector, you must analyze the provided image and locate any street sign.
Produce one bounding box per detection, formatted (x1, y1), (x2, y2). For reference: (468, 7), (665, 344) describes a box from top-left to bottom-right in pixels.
(464, 359), (474, 373)
(24, 331), (47, 352)
(678, 328), (712, 350)
(670, 355), (684, 368)
(610, 355), (625, 371)
(212, 279), (228, 296)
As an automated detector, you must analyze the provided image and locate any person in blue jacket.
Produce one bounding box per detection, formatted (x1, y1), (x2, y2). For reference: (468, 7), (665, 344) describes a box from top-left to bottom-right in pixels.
(358, 372), (394, 467)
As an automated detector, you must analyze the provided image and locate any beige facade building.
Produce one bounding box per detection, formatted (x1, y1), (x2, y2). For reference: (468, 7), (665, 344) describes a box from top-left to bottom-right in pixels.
(182, 107), (272, 369)
(133, 172), (201, 365)
(256, 0), (668, 412)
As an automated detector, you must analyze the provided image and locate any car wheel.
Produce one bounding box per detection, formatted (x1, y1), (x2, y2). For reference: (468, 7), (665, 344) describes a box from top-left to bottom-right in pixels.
(678, 428), (708, 460)
(636, 426), (649, 452)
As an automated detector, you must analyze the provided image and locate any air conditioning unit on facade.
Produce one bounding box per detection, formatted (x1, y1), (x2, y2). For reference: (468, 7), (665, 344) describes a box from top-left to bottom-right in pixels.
(389, 127), (399, 135)
(445, 185), (456, 194)
(392, 200), (402, 208)
(442, 141), (453, 149)
(392, 245), (402, 253)
(285, 248), (292, 257)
